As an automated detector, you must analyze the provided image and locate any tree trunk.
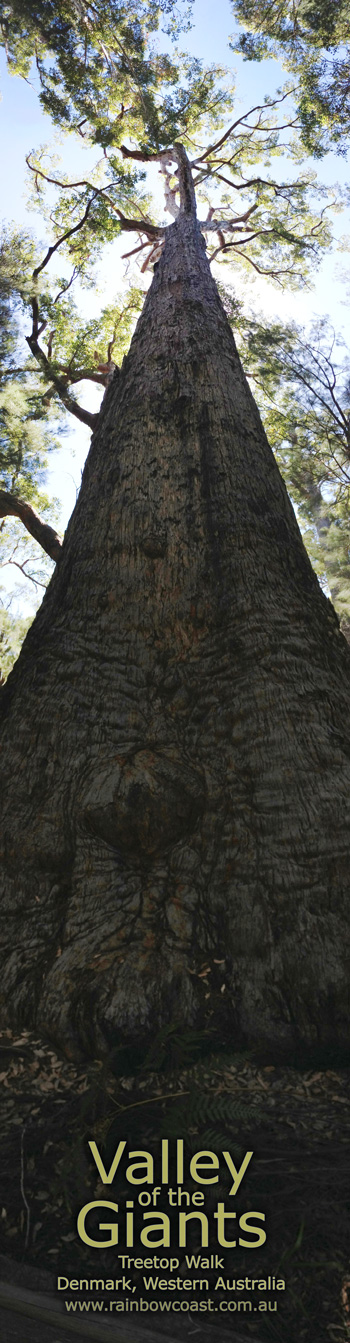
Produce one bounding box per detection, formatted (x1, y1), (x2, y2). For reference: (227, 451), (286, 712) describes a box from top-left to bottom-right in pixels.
(1, 210), (350, 1062)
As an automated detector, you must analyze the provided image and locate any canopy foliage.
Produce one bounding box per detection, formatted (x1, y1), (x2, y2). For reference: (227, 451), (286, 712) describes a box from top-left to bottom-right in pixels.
(230, 0), (350, 156)
(0, 0), (228, 151)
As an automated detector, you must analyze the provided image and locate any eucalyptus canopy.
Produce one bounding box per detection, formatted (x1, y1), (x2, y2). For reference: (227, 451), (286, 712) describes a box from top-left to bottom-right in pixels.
(230, 0), (350, 156)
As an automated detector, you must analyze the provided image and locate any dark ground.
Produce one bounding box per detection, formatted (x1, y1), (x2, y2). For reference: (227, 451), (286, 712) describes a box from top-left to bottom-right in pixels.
(0, 1026), (349, 1343)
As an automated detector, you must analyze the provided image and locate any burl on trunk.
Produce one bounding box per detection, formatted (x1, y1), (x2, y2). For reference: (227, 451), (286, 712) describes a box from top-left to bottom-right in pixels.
(1, 207), (350, 1061)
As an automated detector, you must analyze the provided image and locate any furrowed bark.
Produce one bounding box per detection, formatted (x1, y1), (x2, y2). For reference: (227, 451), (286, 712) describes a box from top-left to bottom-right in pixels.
(1, 206), (350, 1063)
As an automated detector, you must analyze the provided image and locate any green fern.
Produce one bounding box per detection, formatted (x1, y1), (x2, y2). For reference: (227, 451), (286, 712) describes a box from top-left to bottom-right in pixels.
(159, 1086), (263, 1141)
(141, 1024), (216, 1073)
(184, 1089), (261, 1128)
(186, 1129), (251, 1155)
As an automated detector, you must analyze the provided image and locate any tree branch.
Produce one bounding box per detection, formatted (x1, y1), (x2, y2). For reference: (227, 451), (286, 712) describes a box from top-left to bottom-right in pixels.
(61, 368), (111, 387)
(199, 203), (259, 232)
(173, 143), (197, 216)
(0, 491), (63, 562)
(32, 197), (96, 281)
(120, 144), (160, 162)
(115, 209), (165, 239)
(119, 142), (197, 218)
(27, 301), (98, 429)
(192, 88), (297, 164)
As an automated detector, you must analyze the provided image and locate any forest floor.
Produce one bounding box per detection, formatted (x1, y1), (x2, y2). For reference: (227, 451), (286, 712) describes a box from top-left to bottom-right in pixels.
(0, 1026), (349, 1343)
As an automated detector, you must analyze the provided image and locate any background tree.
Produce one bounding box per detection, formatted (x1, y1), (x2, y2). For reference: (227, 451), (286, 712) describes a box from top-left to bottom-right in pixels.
(230, 0), (350, 156)
(0, 227), (62, 679)
(222, 296), (350, 631)
(0, 217), (148, 671)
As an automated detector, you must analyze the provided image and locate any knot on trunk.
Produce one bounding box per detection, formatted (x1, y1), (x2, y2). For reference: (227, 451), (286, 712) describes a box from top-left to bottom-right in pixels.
(141, 529), (167, 558)
(82, 749), (206, 858)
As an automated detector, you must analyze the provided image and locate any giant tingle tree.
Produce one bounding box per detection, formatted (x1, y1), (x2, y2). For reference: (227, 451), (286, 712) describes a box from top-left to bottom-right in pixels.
(1, 3), (350, 1064)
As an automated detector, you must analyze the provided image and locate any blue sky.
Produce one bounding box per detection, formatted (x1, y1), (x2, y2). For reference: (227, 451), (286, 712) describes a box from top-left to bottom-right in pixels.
(0, 0), (349, 607)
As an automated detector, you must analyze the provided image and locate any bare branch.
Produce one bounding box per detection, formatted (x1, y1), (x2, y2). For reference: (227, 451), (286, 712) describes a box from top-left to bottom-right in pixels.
(53, 266), (79, 306)
(199, 202), (260, 233)
(46, 330), (56, 360)
(115, 209), (165, 239)
(120, 143), (160, 162)
(121, 239), (150, 260)
(33, 197), (96, 280)
(26, 154), (99, 193)
(9, 559), (47, 589)
(27, 300), (98, 430)
(140, 240), (164, 272)
(208, 241), (298, 281)
(192, 88), (297, 164)
(58, 368), (109, 387)
(0, 491), (63, 562)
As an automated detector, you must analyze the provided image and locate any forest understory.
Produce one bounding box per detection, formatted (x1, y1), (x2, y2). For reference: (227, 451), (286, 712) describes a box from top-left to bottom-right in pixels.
(0, 1027), (348, 1343)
